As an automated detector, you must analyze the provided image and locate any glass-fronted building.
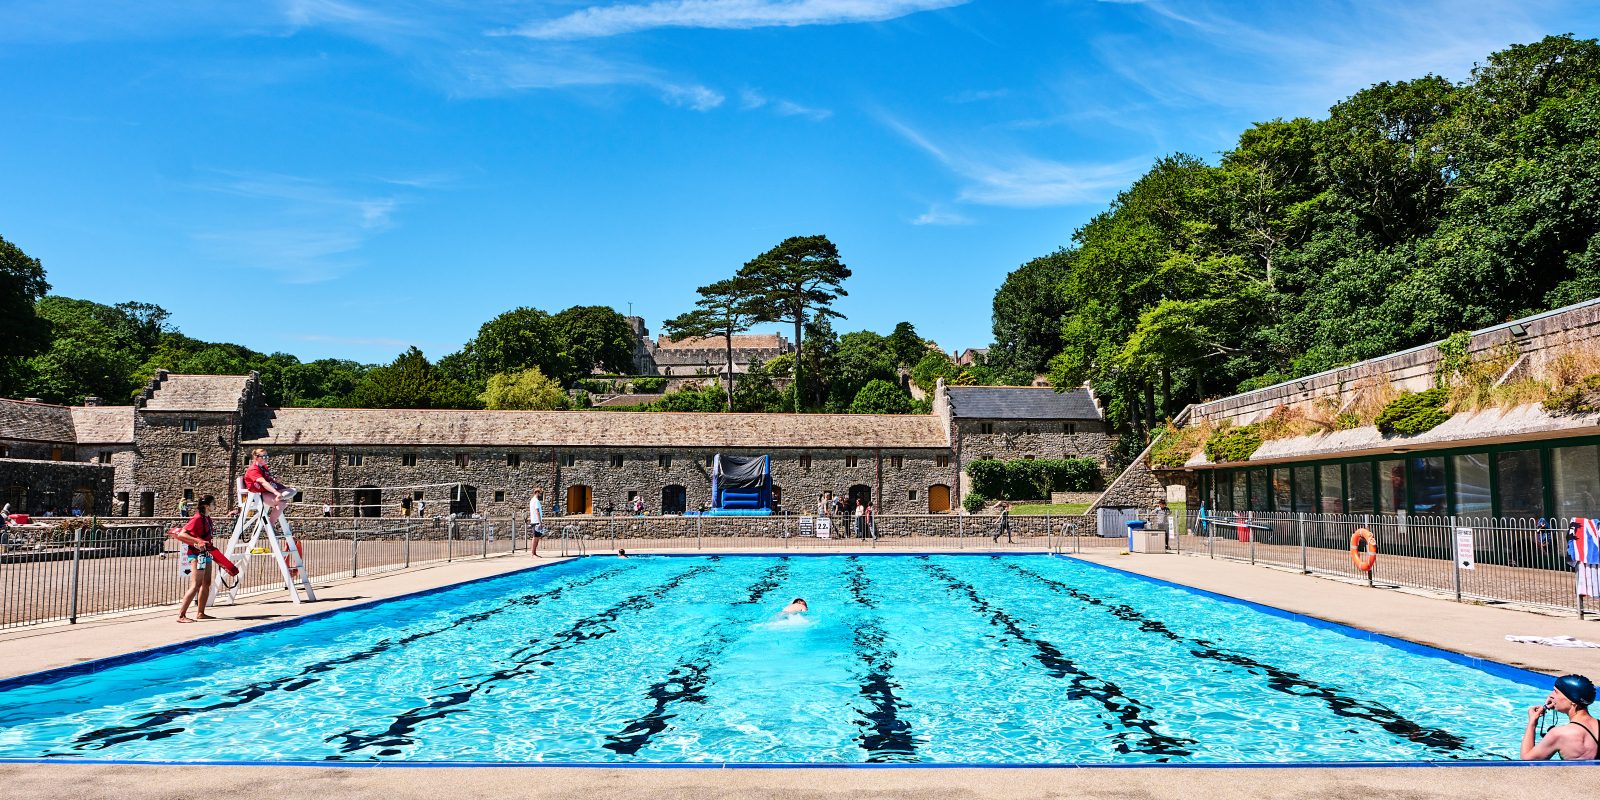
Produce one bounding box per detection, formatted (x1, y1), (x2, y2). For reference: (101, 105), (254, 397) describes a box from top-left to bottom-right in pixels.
(1197, 437), (1600, 520)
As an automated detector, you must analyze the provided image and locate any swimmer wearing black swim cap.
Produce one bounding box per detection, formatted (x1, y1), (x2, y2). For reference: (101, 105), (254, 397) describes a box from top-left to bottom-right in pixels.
(1522, 674), (1598, 760)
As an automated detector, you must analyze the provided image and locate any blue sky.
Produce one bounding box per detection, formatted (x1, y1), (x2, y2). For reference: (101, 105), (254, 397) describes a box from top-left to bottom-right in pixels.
(4, 1), (1598, 365)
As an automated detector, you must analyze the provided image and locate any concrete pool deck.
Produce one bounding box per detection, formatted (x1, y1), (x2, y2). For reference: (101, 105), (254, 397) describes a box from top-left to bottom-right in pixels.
(2, 547), (1597, 798)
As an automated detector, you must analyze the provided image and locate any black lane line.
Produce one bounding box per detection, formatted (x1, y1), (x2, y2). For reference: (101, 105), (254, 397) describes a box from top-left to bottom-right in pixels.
(921, 561), (1194, 758)
(325, 564), (716, 758)
(842, 558), (917, 762)
(1003, 561), (1474, 756)
(52, 563), (631, 755)
(602, 560), (791, 756)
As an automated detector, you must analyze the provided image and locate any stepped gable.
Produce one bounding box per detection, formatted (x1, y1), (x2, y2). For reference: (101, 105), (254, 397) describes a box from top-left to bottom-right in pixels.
(142, 374), (252, 412)
(245, 408), (949, 449)
(70, 406), (134, 444)
(0, 398), (75, 443)
(945, 386), (1102, 420)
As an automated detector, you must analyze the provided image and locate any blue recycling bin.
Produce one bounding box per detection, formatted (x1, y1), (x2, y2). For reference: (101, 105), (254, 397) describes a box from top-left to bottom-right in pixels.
(1126, 519), (1147, 550)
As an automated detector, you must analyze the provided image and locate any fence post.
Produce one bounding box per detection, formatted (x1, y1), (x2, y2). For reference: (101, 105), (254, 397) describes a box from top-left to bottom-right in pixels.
(1249, 516), (1256, 565)
(1209, 516), (1214, 559)
(958, 514), (965, 549)
(448, 519), (456, 562)
(1451, 516), (1462, 602)
(68, 525), (83, 624)
(482, 522), (489, 559)
(404, 523), (411, 569)
(1365, 514), (1374, 588)
(1298, 513), (1307, 574)
(351, 528), (359, 578)
(696, 515), (702, 550)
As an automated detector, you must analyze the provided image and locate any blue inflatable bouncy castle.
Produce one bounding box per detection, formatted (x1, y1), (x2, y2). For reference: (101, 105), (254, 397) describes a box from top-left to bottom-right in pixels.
(708, 454), (774, 516)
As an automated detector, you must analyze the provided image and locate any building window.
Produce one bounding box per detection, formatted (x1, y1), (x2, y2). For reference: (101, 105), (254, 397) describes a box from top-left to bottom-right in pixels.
(507, 453), (521, 468)
(494, 490), (506, 502)
(705, 454), (714, 466)
(1553, 445), (1600, 521)
(559, 454), (576, 467)
(347, 454), (364, 467)
(180, 452), (197, 467)
(51, 447), (63, 461)
(98, 450), (112, 464)
(1495, 449), (1544, 517)
(610, 454), (625, 468)
(1063, 423), (1076, 435)
(659, 454), (672, 469)
(891, 455), (903, 469)
(845, 454), (859, 468)
(1024, 455), (1035, 461)
(935, 454), (950, 468)
(800, 454), (812, 470)
(980, 423), (994, 434)
(183, 488), (194, 500)
(181, 418), (198, 432)
(401, 453), (417, 467)
(293, 452), (310, 466)
(455, 453), (470, 467)
(1452, 453), (1492, 516)
(908, 489), (918, 501)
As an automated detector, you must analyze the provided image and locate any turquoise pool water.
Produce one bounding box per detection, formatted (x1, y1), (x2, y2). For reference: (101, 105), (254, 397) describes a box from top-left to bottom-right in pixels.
(0, 555), (1544, 764)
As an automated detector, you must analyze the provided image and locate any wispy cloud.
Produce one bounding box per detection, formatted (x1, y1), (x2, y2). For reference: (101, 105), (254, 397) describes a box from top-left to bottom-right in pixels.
(885, 117), (1146, 207)
(911, 205), (972, 225)
(739, 89), (831, 119)
(185, 170), (413, 283)
(514, 0), (969, 40)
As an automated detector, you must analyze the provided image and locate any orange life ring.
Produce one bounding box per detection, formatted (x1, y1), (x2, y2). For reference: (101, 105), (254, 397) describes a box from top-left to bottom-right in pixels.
(1349, 528), (1378, 571)
(289, 537), (305, 578)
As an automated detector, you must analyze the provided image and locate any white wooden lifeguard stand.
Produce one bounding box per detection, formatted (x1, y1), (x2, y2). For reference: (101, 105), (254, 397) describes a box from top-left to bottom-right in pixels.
(215, 477), (316, 605)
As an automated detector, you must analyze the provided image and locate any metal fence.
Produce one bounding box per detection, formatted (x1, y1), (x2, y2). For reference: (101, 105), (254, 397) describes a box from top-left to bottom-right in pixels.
(1183, 509), (1589, 616)
(0, 516), (523, 630)
(1, 513), (1129, 629)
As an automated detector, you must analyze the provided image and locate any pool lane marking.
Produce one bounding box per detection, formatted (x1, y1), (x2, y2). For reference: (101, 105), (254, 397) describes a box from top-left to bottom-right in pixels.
(920, 561), (1196, 759)
(602, 560), (793, 756)
(1002, 561), (1478, 757)
(325, 563), (717, 758)
(842, 557), (918, 763)
(45, 562), (636, 756)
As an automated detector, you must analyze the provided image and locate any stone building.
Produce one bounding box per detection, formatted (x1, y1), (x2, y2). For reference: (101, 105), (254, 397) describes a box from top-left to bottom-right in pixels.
(0, 373), (1111, 520)
(619, 316), (793, 377)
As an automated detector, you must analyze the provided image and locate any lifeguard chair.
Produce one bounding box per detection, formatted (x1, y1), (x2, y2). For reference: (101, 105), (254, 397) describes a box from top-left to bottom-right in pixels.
(214, 477), (316, 605)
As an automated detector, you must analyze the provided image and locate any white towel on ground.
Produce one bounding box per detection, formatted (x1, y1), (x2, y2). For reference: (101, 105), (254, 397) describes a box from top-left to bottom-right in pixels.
(1505, 635), (1600, 648)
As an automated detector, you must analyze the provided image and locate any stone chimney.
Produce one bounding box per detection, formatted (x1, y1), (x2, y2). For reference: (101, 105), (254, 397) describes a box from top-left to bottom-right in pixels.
(83, 396), (101, 407)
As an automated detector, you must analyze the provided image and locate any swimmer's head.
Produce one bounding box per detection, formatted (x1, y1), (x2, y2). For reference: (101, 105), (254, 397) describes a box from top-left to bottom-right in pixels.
(791, 597), (807, 608)
(1555, 675), (1596, 710)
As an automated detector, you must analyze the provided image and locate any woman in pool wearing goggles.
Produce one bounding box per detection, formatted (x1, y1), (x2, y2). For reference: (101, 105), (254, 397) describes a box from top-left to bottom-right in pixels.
(1522, 674), (1598, 760)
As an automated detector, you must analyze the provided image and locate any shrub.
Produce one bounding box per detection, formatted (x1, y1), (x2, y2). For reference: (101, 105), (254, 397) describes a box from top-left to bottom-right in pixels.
(574, 378), (614, 394)
(1544, 374), (1600, 415)
(1004, 459), (1051, 499)
(1149, 422), (1209, 469)
(1334, 411), (1362, 430)
(849, 379), (912, 414)
(1205, 425), (1263, 463)
(962, 492), (987, 514)
(966, 459), (1007, 498)
(1374, 388), (1451, 436)
(1041, 458), (1101, 492)
(630, 376), (667, 393)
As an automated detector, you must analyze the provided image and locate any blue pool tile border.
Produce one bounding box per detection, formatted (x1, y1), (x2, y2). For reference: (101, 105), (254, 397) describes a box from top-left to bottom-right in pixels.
(0, 756), (1588, 769)
(1055, 554), (1556, 688)
(0, 557), (584, 693)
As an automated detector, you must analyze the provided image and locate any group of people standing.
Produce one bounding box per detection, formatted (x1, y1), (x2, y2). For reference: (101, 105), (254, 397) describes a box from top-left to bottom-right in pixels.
(814, 492), (876, 539)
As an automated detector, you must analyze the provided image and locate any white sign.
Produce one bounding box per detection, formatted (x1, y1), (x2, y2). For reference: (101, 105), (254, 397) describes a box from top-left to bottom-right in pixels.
(815, 517), (833, 539)
(1455, 527), (1476, 571)
(798, 516), (815, 537)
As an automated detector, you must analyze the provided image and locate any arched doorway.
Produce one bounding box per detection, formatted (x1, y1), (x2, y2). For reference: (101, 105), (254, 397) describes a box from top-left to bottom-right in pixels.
(70, 486), (94, 516)
(661, 484), (687, 515)
(928, 484), (951, 513)
(353, 486), (382, 517)
(566, 485), (592, 515)
(451, 484), (477, 515)
(848, 484), (872, 510)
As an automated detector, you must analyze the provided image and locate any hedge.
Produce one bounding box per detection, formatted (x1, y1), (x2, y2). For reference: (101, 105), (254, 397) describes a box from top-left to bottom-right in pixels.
(1375, 388), (1451, 436)
(966, 457), (1100, 500)
(1204, 425), (1263, 463)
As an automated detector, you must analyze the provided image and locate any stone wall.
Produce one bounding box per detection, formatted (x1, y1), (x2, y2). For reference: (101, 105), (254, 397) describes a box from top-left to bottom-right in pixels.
(131, 411), (241, 518)
(253, 445), (960, 518)
(0, 458), (114, 516)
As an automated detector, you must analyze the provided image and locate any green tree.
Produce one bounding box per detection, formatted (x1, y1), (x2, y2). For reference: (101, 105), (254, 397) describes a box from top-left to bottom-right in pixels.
(886, 321), (925, 368)
(736, 234), (851, 412)
(989, 250), (1072, 379)
(732, 358), (783, 412)
(848, 378), (912, 414)
(910, 350), (960, 395)
(0, 235), (50, 395)
(662, 277), (763, 411)
(650, 381), (728, 412)
(348, 347), (480, 409)
(552, 305), (636, 375)
(480, 366), (570, 410)
(449, 307), (575, 389)
(831, 330), (897, 409)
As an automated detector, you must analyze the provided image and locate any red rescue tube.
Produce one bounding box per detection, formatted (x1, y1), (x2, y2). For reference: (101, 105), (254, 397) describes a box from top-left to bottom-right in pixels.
(206, 545), (239, 577)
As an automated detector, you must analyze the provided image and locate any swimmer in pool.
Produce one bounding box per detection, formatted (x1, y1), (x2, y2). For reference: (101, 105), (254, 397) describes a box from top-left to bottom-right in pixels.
(782, 598), (808, 614)
(1522, 674), (1598, 761)
(617, 549), (629, 558)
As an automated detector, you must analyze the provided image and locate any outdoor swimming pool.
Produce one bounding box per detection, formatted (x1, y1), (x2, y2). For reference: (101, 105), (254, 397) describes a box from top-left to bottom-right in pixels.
(0, 554), (1548, 764)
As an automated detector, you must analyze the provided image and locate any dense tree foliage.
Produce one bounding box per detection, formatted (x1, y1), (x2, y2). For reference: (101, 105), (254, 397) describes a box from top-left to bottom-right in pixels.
(849, 378), (912, 414)
(480, 367), (569, 410)
(663, 277), (763, 411)
(551, 305), (636, 375)
(987, 34), (1600, 438)
(0, 235), (50, 395)
(737, 234), (852, 412)
(347, 347), (477, 409)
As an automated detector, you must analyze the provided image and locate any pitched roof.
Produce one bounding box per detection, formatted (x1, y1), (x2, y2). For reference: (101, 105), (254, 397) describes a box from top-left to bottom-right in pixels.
(244, 408), (949, 448)
(655, 333), (785, 350)
(945, 386), (1102, 420)
(143, 374), (252, 412)
(0, 398), (75, 443)
(71, 406), (135, 444)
